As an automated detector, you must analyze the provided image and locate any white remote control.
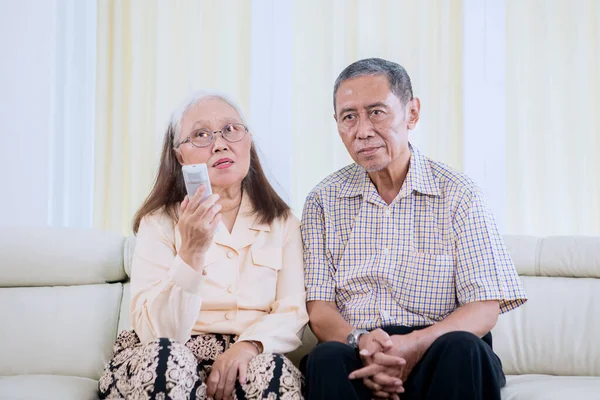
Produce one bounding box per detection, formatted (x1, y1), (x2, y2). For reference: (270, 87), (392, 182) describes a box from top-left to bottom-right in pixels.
(182, 163), (213, 201)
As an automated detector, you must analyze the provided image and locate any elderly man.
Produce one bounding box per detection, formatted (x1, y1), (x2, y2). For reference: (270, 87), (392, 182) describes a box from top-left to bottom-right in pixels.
(300, 58), (527, 400)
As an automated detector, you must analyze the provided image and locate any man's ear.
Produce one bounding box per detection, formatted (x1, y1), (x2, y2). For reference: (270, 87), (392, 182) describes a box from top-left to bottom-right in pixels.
(333, 113), (338, 122)
(407, 98), (421, 130)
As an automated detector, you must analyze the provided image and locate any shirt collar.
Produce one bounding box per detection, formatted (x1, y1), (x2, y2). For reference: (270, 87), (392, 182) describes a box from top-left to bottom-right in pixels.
(339, 143), (440, 200)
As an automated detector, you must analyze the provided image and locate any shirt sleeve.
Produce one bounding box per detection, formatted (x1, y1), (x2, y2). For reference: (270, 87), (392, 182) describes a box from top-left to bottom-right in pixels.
(301, 190), (337, 302)
(130, 213), (206, 344)
(237, 218), (309, 354)
(454, 188), (528, 313)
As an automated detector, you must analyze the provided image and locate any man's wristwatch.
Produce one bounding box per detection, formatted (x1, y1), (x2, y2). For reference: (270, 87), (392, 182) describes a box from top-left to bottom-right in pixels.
(346, 329), (370, 349)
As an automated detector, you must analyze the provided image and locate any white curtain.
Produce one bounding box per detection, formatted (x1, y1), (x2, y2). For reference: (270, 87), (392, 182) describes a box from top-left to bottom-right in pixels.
(506, 0), (600, 236)
(290, 0), (465, 213)
(94, 0), (465, 233)
(95, 0), (251, 234)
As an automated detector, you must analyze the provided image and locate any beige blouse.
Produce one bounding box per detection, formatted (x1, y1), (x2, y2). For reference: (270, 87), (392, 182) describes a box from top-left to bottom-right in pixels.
(130, 193), (309, 354)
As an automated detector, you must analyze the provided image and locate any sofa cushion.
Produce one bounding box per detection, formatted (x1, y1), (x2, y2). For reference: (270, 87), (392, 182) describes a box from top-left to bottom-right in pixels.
(0, 374), (99, 400)
(493, 276), (600, 376)
(502, 374), (600, 400)
(504, 235), (600, 278)
(0, 227), (126, 286)
(0, 284), (122, 380)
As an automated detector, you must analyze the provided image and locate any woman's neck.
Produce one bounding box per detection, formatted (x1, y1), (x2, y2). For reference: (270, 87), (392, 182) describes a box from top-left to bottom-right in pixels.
(213, 185), (243, 232)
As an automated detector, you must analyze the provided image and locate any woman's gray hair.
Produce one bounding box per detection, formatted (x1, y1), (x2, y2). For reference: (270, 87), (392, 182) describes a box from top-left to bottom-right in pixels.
(333, 58), (414, 112)
(170, 91), (247, 148)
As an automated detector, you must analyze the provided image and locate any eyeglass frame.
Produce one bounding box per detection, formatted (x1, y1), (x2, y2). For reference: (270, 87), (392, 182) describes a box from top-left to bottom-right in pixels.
(174, 123), (249, 149)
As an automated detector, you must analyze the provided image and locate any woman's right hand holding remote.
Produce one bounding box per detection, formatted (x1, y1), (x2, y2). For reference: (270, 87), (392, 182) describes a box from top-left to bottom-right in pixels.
(178, 185), (222, 271)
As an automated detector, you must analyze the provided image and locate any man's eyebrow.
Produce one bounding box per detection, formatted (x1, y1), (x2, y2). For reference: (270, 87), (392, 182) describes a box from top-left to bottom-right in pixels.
(338, 107), (357, 115)
(365, 102), (388, 110)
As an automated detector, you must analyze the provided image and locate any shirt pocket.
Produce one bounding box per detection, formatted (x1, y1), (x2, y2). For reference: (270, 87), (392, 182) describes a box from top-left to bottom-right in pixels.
(248, 247), (282, 305)
(396, 252), (456, 320)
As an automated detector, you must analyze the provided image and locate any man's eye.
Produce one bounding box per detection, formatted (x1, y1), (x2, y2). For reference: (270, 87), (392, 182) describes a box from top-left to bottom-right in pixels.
(343, 114), (356, 121)
(371, 110), (384, 116)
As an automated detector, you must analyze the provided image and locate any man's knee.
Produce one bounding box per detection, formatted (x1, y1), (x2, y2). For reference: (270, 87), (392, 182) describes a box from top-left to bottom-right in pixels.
(429, 331), (494, 365)
(435, 331), (483, 349)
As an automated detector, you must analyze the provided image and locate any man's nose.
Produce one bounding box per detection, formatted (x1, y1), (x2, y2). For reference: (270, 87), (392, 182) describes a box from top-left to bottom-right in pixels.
(356, 117), (375, 139)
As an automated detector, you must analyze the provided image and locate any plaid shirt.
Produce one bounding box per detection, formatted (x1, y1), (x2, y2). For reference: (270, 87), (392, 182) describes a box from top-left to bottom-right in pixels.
(301, 145), (527, 330)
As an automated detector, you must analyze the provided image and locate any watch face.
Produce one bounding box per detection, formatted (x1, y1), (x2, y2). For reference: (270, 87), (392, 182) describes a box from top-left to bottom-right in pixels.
(346, 332), (357, 348)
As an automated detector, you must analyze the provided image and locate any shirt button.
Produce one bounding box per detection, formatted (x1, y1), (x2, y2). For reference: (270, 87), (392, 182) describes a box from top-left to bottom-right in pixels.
(228, 285), (234, 293)
(227, 251), (235, 259)
(225, 311), (236, 320)
(383, 247), (389, 256)
(385, 209), (391, 217)
(202, 269), (207, 276)
(381, 310), (390, 318)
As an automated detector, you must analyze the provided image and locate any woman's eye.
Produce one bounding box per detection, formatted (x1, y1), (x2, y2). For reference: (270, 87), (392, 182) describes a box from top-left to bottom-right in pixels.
(193, 131), (210, 138)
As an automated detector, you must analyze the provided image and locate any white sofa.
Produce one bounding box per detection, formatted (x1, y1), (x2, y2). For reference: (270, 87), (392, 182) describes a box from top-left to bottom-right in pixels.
(0, 227), (599, 400)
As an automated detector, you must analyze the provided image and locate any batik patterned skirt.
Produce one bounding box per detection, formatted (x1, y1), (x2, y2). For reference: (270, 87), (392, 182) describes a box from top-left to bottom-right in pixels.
(98, 330), (303, 400)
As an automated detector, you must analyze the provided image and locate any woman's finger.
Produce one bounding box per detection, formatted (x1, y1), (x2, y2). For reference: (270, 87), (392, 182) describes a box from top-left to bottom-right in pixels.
(206, 369), (220, 398)
(180, 195), (189, 214)
(223, 361), (239, 400)
(186, 185), (207, 214)
(203, 203), (222, 226)
(190, 193), (220, 220)
(238, 359), (248, 385)
(209, 213), (222, 232)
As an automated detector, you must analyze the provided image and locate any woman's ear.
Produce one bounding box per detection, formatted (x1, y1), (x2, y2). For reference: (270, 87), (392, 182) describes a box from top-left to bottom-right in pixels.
(174, 148), (184, 165)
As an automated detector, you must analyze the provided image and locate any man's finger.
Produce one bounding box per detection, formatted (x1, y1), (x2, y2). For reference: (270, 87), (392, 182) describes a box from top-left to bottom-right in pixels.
(359, 335), (382, 357)
(349, 363), (382, 379)
(363, 377), (382, 392)
(371, 352), (406, 367)
(372, 390), (392, 398)
(370, 329), (394, 351)
(372, 372), (403, 387)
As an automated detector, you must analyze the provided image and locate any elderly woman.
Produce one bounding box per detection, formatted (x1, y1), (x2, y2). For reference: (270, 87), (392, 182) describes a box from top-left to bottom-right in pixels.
(98, 93), (308, 400)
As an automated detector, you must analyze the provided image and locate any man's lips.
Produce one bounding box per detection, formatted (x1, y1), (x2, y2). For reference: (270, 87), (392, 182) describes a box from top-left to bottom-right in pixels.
(357, 146), (382, 155)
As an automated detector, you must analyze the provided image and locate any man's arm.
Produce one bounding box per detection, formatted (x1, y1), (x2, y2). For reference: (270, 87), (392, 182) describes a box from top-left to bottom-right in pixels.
(307, 300), (353, 343)
(409, 300), (499, 351)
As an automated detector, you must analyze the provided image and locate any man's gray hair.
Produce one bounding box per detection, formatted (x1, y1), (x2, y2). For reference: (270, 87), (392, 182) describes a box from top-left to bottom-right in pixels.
(170, 91), (246, 148)
(333, 58), (414, 112)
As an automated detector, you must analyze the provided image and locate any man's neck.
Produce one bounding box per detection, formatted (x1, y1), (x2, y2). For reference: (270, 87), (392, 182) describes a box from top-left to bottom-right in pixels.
(368, 154), (411, 205)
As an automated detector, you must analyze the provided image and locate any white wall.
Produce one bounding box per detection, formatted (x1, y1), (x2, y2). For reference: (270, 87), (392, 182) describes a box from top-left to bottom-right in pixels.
(0, 0), (58, 227)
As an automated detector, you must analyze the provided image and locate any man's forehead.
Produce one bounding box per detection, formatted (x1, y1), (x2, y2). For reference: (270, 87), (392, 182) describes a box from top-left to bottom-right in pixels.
(336, 75), (396, 110)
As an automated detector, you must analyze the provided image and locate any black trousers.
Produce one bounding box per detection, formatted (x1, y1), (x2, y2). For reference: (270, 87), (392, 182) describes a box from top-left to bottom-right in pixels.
(300, 326), (506, 400)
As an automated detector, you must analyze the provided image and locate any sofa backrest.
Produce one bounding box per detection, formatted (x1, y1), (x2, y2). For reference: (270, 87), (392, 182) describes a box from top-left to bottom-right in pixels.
(2, 229), (599, 379)
(0, 227), (127, 380)
(494, 236), (600, 377)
